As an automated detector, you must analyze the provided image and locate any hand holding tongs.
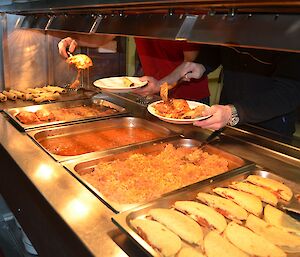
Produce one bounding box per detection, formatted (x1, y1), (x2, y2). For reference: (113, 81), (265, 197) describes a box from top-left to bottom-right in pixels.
(160, 72), (192, 102)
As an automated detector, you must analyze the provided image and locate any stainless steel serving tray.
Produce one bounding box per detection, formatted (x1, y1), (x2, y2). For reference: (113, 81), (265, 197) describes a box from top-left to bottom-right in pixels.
(63, 138), (254, 213)
(4, 96), (127, 131)
(28, 117), (178, 162)
(112, 168), (300, 257)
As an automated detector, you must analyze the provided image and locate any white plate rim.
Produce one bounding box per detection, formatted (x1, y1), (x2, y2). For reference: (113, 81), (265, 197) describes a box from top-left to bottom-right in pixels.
(93, 76), (147, 91)
(147, 100), (212, 124)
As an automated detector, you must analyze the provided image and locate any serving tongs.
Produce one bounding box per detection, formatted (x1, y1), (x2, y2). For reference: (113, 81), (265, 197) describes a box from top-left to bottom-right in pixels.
(278, 195), (300, 216)
(200, 127), (225, 149)
(160, 72), (192, 102)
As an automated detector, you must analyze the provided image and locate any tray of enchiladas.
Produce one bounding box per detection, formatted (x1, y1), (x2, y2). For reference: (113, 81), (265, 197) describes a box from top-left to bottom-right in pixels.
(3, 95), (127, 131)
(28, 117), (178, 162)
(63, 138), (254, 213)
(112, 168), (300, 257)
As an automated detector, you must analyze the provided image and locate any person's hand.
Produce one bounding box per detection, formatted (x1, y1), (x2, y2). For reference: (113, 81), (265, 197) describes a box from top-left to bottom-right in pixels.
(175, 62), (206, 81)
(193, 105), (232, 130)
(133, 76), (160, 96)
(58, 37), (78, 58)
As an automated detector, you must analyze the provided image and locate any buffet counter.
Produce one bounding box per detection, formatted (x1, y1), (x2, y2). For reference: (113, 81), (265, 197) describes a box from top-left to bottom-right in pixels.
(0, 93), (300, 257)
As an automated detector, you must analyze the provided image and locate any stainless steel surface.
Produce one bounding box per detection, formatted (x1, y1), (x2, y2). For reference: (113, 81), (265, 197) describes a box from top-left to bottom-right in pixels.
(4, 96), (127, 131)
(47, 14), (98, 33)
(63, 137), (252, 213)
(28, 116), (178, 162)
(0, 14), (5, 91)
(1, 1), (300, 14)
(1, 106), (300, 257)
(189, 13), (300, 53)
(0, 114), (128, 257)
(18, 14), (49, 30)
(96, 13), (185, 40)
(112, 168), (300, 257)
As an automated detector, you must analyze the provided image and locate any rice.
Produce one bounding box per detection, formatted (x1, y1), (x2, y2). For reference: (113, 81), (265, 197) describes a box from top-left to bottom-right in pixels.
(81, 144), (229, 204)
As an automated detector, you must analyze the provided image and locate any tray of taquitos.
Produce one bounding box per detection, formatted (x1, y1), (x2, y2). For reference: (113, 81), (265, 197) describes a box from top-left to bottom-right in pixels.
(3, 95), (127, 131)
(28, 117), (178, 162)
(112, 168), (300, 257)
(63, 138), (254, 213)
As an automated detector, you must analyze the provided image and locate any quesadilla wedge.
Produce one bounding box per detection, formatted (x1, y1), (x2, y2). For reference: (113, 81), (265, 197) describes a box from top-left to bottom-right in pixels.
(246, 175), (293, 201)
(246, 214), (300, 253)
(177, 247), (205, 257)
(174, 201), (227, 233)
(148, 208), (203, 246)
(196, 192), (248, 222)
(213, 187), (263, 216)
(264, 204), (300, 236)
(204, 231), (249, 257)
(225, 221), (286, 257)
(230, 181), (278, 206)
(131, 218), (181, 257)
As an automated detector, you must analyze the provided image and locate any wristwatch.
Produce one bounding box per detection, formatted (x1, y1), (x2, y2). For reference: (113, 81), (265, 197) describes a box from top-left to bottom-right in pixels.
(227, 105), (240, 126)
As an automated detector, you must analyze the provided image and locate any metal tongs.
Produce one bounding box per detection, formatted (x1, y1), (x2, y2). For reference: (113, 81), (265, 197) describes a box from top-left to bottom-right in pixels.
(278, 196), (300, 216)
(200, 127), (225, 149)
(160, 72), (192, 102)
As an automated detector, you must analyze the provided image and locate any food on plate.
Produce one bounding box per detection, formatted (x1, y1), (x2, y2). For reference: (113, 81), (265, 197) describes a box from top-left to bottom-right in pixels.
(204, 231), (249, 257)
(0, 92), (7, 102)
(15, 111), (39, 124)
(213, 187), (263, 216)
(153, 99), (206, 119)
(246, 214), (300, 252)
(2, 90), (17, 100)
(177, 247), (205, 257)
(130, 219), (181, 257)
(122, 77), (134, 87)
(181, 105), (206, 119)
(15, 105), (118, 125)
(230, 181), (278, 206)
(148, 208), (203, 245)
(66, 54), (93, 70)
(82, 144), (229, 203)
(225, 221), (286, 257)
(264, 204), (300, 235)
(246, 175), (293, 201)
(174, 200), (227, 233)
(196, 192), (248, 222)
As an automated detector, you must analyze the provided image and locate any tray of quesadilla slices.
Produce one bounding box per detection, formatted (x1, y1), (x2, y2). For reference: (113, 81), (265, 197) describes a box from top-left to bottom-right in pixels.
(112, 168), (300, 257)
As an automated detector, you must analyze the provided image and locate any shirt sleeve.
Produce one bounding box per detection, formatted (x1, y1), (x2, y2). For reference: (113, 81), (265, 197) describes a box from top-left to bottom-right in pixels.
(194, 45), (222, 75)
(234, 52), (300, 124)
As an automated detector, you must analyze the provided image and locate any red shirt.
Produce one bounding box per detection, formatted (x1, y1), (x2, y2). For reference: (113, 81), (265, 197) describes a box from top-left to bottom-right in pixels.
(134, 38), (209, 101)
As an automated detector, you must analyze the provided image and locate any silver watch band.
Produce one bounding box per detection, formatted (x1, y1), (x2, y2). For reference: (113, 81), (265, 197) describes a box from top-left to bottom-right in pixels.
(227, 105), (240, 126)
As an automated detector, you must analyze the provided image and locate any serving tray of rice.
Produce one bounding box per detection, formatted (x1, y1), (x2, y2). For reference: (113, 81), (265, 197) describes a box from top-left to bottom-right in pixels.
(63, 137), (254, 213)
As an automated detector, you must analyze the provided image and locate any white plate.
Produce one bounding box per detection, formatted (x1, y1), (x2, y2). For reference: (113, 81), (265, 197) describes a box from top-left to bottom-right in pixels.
(147, 100), (212, 124)
(93, 76), (147, 93)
